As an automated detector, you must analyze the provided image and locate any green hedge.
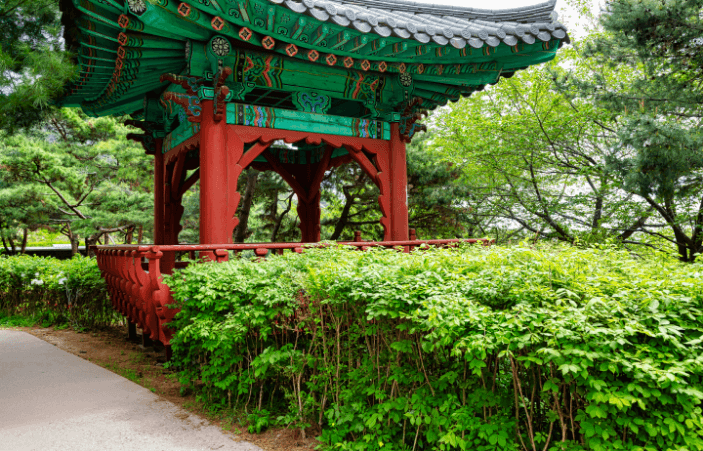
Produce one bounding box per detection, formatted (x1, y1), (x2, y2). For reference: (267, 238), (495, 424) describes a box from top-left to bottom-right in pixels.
(166, 244), (703, 451)
(0, 255), (115, 328)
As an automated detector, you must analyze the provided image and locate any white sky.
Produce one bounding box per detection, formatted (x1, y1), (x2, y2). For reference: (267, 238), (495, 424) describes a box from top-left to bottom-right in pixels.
(429, 0), (589, 38)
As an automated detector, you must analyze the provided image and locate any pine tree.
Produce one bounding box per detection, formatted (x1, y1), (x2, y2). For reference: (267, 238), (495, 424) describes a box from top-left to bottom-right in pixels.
(0, 0), (76, 131)
(0, 109), (153, 254)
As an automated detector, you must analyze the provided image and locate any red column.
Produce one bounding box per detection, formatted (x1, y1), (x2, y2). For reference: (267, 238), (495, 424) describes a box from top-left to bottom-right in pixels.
(199, 100), (239, 245)
(298, 193), (321, 243)
(389, 123), (409, 241)
(153, 139), (164, 245)
(281, 161), (324, 243)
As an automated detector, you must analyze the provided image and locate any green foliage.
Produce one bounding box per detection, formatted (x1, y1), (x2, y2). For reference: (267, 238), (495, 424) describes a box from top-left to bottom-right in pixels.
(0, 254), (116, 328)
(407, 132), (486, 239)
(231, 142), (482, 245)
(0, 108), (154, 252)
(249, 170), (302, 243)
(554, 0), (703, 261)
(0, 0), (76, 131)
(319, 162), (383, 241)
(432, 47), (651, 247)
(0, 311), (39, 328)
(166, 245), (703, 450)
(24, 229), (70, 247)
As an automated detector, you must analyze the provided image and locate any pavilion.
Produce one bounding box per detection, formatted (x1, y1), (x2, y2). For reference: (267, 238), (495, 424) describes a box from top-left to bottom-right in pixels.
(59, 0), (569, 345)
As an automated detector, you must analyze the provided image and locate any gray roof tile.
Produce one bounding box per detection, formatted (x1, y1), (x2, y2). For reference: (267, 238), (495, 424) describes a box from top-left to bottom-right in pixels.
(267, 0), (569, 49)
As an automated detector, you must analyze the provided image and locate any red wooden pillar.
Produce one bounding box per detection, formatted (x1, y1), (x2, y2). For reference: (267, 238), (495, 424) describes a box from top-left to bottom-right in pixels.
(274, 149), (331, 244)
(389, 123), (409, 241)
(154, 138), (178, 273)
(286, 163), (321, 243)
(298, 192), (321, 243)
(199, 100), (231, 245)
(199, 101), (245, 251)
(153, 139), (164, 245)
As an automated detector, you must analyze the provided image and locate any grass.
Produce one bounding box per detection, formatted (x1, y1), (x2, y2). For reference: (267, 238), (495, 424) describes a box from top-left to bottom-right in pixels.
(102, 357), (160, 393)
(0, 311), (73, 330)
(103, 358), (142, 383)
(129, 351), (148, 365)
(0, 312), (37, 328)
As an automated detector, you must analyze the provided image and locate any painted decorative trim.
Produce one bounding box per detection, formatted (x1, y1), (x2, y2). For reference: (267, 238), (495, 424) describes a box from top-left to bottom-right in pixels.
(239, 27), (252, 41)
(211, 36), (230, 57)
(211, 16), (226, 31)
(262, 36), (276, 50)
(162, 92), (202, 123)
(117, 14), (130, 28)
(292, 92), (331, 114)
(163, 121), (200, 156)
(285, 44), (298, 57)
(127, 0), (146, 16)
(226, 103), (391, 140)
(177, 2), (190, 16)
(159, 73), (204, 96)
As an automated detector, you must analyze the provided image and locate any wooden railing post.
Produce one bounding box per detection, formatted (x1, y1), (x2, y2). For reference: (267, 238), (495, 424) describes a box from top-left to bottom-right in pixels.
(254, 248), (269, 261)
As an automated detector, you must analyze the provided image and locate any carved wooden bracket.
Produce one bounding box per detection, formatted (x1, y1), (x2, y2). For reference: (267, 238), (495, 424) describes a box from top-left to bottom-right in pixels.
(213, 66), (233, 122)
(399, 97), (428, 143)
(125, 120), (158, 154)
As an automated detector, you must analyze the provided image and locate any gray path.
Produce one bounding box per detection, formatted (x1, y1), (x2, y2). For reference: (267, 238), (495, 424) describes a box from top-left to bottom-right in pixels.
(0, 330), (261, 451)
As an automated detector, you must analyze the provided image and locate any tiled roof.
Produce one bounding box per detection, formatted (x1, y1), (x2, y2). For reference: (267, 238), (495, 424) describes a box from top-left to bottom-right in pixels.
(267, 0), (568, 49)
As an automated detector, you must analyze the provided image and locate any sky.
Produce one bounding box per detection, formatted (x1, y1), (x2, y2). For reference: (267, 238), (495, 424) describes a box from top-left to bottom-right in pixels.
(427, 0), (589, 38)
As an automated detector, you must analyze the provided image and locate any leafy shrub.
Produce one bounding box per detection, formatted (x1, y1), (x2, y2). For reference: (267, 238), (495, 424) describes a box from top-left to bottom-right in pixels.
(0, 254), (115, 328)
(166, 244), (703, 450)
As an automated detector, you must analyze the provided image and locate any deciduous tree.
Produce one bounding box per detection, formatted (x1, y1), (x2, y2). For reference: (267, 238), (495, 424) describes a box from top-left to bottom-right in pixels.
(557, 0), (703, 261)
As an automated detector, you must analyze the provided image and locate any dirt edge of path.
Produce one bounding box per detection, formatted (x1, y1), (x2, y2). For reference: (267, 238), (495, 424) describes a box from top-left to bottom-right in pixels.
(1, 324), (318, 451)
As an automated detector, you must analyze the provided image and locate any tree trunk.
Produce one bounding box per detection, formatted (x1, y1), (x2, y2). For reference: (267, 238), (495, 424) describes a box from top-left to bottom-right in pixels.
(85, 232), (101, 258)
(64, 222), (78, 257)
(690, 194), (703, 263)
(7, 233), (16, 254)
(271, 193), (294, 242)
(234, 168), (259, 243)
(137, 225), (144, 244)
(330, 187), (355, 241)
(665, 199), (692, 262)
(0, 229), (14, 254)
(20, 228), (28, 254)
(0, 233), (9, 254)
(591, 196), (603, 232)
(125, 225), (134, 244)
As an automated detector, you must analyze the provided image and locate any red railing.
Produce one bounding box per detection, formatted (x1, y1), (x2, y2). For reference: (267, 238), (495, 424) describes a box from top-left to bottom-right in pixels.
(94, 235), (490, 345)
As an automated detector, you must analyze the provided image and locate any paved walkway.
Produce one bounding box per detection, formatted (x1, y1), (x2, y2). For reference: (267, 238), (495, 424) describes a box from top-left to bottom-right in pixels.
(0, 330), (261, 451)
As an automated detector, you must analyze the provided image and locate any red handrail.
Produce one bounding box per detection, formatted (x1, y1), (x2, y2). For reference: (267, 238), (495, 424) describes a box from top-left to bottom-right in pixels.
(94, 237), (490, 253)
